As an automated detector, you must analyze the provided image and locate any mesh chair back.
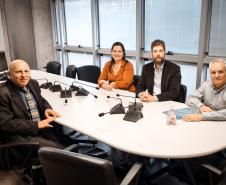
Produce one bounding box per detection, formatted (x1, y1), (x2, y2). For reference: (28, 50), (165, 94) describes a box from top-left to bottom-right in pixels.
(77, 65), (100, 84)
(133, 75), (141, 88)
(175, 84), (187, 103)
(39, 147), (116, 185)
(46, 61), (61, 75)
(0, 52), (8, 72)
(66, 65), (77, 79)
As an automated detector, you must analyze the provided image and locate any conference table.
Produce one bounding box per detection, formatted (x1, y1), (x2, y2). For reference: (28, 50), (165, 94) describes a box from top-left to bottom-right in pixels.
(31, 70), (226, 159)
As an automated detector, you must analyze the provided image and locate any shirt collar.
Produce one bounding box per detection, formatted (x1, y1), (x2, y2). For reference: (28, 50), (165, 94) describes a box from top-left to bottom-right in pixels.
(211, 83), (226, 92)
(154, 62), (164, 71)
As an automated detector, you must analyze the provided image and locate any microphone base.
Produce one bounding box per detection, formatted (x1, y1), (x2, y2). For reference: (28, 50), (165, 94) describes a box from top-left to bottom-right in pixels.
(60, 90), (72, 98)
(123, 110), (143, 122)
(75, 87), (89, 96)
(40, 82), (53, 89)
(49, 84), (62, 92)
(70, 85), (79, 91)
(128, 102), (143, 111)
(110, 103), (125, 114)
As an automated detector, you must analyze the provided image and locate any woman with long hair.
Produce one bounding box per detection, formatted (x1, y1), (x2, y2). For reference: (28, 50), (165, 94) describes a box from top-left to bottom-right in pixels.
(98, 42), (135, 92)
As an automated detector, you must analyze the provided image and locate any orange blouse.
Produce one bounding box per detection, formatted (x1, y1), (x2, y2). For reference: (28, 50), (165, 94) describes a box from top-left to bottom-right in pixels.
(98, 60), (135, 92)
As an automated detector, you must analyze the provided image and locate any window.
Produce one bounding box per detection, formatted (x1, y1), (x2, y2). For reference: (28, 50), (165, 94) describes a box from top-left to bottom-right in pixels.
(209, 0), (226, 57)
(179, 63), (197, 96)
(68, 52), (93, 67)
(99, 0), (136, 50)
(64, 0), (92, 46)
(145, 0), (201, 54)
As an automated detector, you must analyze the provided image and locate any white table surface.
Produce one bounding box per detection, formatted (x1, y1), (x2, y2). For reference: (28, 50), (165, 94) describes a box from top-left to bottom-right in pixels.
(31, 70), (226, 159)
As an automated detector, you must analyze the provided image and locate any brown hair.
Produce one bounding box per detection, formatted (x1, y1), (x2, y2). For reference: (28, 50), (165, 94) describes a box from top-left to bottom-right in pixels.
(151, 39), (166, 51)
(109, 42), (129, 72)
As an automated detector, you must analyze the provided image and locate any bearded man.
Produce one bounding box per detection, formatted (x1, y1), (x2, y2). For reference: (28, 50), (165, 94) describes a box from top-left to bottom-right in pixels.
(136, 39), (181, 102)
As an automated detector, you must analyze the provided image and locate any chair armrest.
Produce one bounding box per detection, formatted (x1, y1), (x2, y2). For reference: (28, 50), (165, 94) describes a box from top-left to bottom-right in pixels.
(120, 162), (143, 185)
(64, 144), (79, 152)
(0, 141), (39, 149)
(201, 163), (223, 175)
(0, 142), (40, 170)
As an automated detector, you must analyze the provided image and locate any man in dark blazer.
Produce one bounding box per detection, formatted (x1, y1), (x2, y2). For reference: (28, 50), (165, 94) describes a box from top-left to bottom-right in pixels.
(0, 59), (64, 148)
(136, 39), (181, 102)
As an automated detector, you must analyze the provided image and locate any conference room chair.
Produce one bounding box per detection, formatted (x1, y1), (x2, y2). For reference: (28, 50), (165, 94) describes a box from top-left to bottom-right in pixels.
(46, 61), (61, 75)
(170, 155), (226, 185)
(0, 52), (8, 72)
(69, 64), (103, 156)
(38, 146), (143, 185)
(175, 84), (187, 103)
(77, 65), (101, 84)
(0, 140), (40, 185)
(66, 65), (77, 79)
(132, 75), (140, 89)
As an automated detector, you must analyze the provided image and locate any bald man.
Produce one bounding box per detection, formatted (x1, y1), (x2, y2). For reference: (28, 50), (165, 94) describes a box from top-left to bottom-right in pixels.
(0, 59), (64, 148)
(183, 58), (226, 122)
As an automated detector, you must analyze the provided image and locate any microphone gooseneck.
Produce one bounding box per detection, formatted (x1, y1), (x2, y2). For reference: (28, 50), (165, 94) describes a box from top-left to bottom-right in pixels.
(116, 93), (143, 111)
(106, 96), (125, 114)
(116, 93), (137, 104)
(89, 91), (98, 98)
(35, 78), (53, 89)
(64, 87), (68, 104)
(71, 81), (98, 98)
(37, 66), (47, 70)
(54, 81), (70, 87)
(107, 96), (122, 105)
(72, 81), (99, 90)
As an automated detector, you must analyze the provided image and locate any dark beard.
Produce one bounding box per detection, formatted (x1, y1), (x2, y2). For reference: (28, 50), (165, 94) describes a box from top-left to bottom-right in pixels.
(153, 57), (165, 65)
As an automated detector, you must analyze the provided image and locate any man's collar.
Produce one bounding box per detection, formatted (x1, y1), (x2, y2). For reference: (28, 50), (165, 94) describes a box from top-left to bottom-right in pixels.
(154, 61), (165, 71)
(9, 80), (29, 92)
(211, 83), (226, 92)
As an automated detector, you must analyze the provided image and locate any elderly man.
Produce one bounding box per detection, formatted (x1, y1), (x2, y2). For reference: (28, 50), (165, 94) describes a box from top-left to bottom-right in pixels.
(183, 58), (226, 121)
(136, 39), (181, 102)
(0, 59), (64, 148)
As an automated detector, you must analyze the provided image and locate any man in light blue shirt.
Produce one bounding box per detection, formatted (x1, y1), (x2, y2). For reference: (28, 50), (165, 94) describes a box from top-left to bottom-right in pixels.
(183, 58), (226, 121)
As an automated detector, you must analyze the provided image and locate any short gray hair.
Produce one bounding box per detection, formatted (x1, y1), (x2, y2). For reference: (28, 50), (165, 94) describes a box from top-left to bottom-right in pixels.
(209, 58), (226, 71)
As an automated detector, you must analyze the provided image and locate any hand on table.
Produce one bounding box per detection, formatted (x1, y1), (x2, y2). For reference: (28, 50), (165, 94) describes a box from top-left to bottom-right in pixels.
(182, 114), (203, 122)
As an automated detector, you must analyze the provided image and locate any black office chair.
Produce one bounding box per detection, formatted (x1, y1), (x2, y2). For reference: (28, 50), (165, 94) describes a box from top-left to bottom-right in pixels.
(46, 61), (61, 75)
(0, 141), (40, 185)
(0, 52), (8, 72)
(77, 65), (101, 84)
(170, 156), (226, 185)
(175, 84), (187, 103)
(39, 146), (142, 185)
(66, 65), (77, 79)
(132, 75), (140, 88)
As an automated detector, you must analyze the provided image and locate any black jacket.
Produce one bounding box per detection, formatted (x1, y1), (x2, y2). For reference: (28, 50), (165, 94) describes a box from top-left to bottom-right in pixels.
(136, 60), (181, 101)
(0, 79), (52, 141)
